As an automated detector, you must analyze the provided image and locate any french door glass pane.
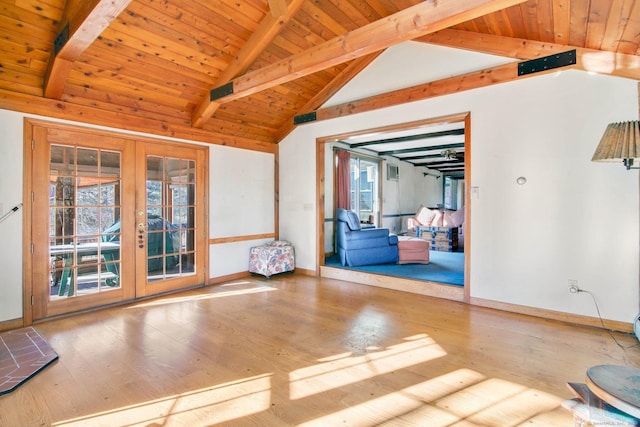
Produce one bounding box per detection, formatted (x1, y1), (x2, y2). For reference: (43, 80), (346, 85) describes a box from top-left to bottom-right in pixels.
(146, 155), (196, 282)
(49, 145), (122, 299)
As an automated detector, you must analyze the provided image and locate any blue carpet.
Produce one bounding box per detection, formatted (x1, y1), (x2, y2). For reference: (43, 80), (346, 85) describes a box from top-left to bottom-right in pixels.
(325, 251), (464, 286)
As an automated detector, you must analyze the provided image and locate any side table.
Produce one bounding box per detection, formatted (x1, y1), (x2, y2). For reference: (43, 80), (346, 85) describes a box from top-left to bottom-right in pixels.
(586, 364), (640, 419)
(563, 365), (640, 426)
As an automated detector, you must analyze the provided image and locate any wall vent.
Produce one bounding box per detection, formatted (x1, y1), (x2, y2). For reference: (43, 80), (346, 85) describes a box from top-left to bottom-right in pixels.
(387, 164), (399, 181)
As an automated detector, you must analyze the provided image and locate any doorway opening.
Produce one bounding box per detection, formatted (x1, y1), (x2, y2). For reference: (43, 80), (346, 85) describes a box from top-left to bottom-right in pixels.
(316, 112), (470, 302)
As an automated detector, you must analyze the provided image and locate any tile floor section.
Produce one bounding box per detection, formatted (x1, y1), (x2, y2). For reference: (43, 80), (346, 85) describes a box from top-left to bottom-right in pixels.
(0, 326), (58, 395)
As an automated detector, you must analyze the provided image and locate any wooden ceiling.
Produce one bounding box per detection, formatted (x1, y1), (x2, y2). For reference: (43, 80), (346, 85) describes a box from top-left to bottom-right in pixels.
(1, 0), (640, 151)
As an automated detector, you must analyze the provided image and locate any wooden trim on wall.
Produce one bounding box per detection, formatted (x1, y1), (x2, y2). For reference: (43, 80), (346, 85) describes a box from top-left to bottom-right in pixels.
(274, 148), (279, 240)
(208, 271), (252, 285)
(0, 318), (27, 333)
(316, 135), (325, 275)
(463, 113), (471, 304)
(209, 267), (314, 286)
(22, 119), (35, 327)
(292, 267), (314, 277)
(470, 297), (633, 333)
(209, 234), (276, 245)
(0, 89), (277, 154)
(321, 266), (465, 302)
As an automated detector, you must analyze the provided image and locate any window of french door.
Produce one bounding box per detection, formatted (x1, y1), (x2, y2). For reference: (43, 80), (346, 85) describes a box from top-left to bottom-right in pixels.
(350, 156), (381, 227)
(49, 151), (199, 296)
(49, 145), (124, 300)
(145, 155), (196, 282)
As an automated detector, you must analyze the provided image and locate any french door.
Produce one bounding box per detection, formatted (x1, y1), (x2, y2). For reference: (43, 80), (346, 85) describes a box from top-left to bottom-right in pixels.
(28, 121), (207, 321)
(135, 142), (207, 298)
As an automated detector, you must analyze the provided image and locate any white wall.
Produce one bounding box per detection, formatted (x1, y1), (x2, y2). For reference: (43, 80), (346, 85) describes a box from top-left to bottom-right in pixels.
(0, 110), (26, 321)
(278, 131), (317, 269)
(0, 112), (274, 323)
(209, 145), (275, 277)
(279, 45), (639, 324)
(381, 159), (443, 233)
(327, 41), (514, 106)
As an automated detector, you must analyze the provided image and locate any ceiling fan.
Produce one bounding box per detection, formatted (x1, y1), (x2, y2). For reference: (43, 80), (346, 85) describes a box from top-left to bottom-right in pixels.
(441, 149), (458, 160)
(423, 171), (441, 179)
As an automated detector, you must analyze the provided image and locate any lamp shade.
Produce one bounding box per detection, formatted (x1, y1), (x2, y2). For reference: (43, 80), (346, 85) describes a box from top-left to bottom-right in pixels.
(592, 121), (640, 168)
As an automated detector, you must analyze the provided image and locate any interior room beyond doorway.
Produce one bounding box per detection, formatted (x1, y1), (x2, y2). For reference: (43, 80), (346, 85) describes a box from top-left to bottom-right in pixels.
(316, 112), (470, 302)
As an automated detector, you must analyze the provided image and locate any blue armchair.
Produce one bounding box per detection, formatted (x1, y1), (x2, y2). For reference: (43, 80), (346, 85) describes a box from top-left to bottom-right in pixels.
(335, 208), (399, 266)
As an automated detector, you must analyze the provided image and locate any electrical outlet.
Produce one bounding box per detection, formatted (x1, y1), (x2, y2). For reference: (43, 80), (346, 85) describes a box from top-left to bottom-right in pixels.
(568, 280), (580, 294)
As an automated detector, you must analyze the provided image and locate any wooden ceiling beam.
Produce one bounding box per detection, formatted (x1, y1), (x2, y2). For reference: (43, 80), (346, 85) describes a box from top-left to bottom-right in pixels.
(308, 61), (542, 124)
(420, 28), (640, 80)
(574, 49), (640, 80)
(274, 51), (384, 142)
(289, 29), (640, 127)
(418, 28), (569, 59)
(192, 0), (306, 128)
(202, 0), (527, 107)
(43, 0), (132, 99)
(269, 0), (289, 17)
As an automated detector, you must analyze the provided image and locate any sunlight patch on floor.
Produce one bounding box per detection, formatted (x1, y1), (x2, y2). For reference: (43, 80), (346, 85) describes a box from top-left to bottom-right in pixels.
(52, 374), (272, 427)
(435, 377), (561, 425)
(299, 368), (485, 426)
(299, 369), (564, 426)
(289, 334), (447, 400)
(126, 282), (277, 308)
(50, 330), (572, 426)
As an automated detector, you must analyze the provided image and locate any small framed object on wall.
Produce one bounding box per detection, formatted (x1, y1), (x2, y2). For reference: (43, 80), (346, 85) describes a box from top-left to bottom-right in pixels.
(387, 164), (399, 181)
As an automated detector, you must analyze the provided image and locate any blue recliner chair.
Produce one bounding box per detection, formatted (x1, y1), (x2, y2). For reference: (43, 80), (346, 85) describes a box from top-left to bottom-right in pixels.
(335, 208), (399, 266)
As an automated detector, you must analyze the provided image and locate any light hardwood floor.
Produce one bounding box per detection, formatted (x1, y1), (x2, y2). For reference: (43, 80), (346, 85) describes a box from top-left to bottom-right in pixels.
(2, 274), (638, 426)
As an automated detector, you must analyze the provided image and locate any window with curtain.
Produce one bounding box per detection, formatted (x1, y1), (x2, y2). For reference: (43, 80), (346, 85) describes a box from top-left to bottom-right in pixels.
(335, 149), (380, 227)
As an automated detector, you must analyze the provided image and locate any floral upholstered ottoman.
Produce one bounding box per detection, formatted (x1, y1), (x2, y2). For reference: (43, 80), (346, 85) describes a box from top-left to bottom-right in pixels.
(249, 241), (295, 278)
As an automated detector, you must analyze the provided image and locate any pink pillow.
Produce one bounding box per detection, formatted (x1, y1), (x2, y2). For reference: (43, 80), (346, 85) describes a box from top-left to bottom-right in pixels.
(450, 209), (464, 227)
(431, 210), (443, 227)
(415, 206), (435, 226)
(442, 211), (455, 227)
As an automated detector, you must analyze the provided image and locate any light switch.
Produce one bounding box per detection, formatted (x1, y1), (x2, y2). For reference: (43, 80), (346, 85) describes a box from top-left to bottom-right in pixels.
(471, 187), (480, 199)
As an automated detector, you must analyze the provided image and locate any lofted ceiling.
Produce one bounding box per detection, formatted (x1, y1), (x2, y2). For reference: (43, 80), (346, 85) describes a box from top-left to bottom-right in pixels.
(1, 0), (640, 152)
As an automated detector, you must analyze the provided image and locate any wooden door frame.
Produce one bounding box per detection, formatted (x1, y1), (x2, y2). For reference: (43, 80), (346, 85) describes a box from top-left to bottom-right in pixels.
(135, 141), (208, 298)
(23, 119), (209, 324)
(315, 112), (471, 303)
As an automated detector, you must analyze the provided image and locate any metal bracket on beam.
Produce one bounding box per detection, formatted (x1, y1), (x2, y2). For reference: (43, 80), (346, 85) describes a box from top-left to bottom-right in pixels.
(210, 82), (234, 101)
(518, 50), (576, 76)
(54, 25), (69, 56)
(293, 112), (317, 125)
